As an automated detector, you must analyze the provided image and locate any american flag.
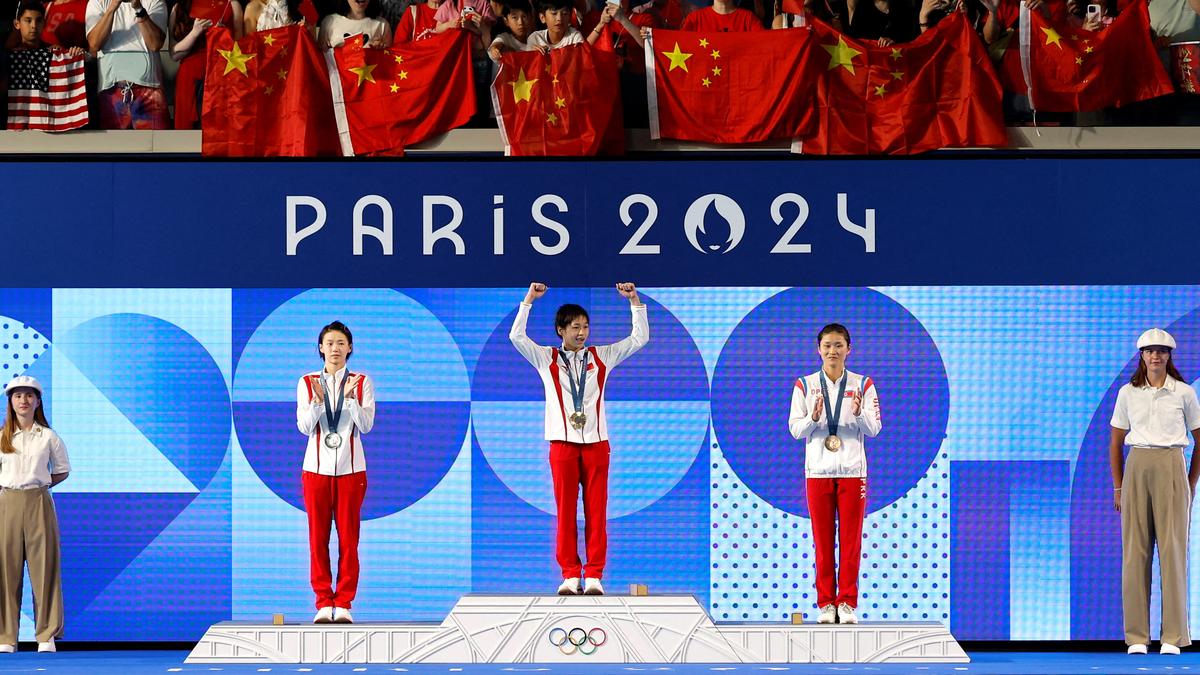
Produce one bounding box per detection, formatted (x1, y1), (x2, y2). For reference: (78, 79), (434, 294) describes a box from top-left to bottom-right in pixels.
(7, 48), (88, 132)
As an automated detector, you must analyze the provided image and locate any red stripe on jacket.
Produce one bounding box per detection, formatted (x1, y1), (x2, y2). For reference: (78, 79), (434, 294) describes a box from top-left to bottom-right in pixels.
(548, 347), (568, 433)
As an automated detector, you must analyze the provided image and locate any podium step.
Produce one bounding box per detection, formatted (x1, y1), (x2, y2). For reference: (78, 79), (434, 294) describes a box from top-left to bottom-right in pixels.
(186, 595), (968, 664)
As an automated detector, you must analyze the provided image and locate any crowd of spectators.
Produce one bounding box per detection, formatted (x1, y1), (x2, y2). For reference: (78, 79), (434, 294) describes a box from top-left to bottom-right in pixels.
(0, 0), (1197, 133)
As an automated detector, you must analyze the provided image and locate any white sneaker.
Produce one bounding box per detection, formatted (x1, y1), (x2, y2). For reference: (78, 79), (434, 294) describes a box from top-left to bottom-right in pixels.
(0, 644), (13, 653)
(37, 639), (55, 653)
(333, 607), (353, 624)
(817, 604), (836, 624)
(837, 603), (857, 624)
(583, 578), (604, 595)
(1161, 643), (1181, 655)
(557, 577), (581, 595)
(1127, 644), (1148, 654)
(313, 606), (334, 624)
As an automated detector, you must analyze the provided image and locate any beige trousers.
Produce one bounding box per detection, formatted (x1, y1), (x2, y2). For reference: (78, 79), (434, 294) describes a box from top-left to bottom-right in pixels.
(1122, 447), (1191, 647)
(0, 487), (64, 644)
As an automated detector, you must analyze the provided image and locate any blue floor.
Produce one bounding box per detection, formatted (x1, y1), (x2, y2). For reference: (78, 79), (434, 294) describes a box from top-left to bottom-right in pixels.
(2, 652), (1200, 675)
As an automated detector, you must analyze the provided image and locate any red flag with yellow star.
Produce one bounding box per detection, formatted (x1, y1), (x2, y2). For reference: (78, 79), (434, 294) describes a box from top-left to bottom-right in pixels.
(647, 28), (820, 144)
(492, 44), (621, 156)
(999, 0), (1172, 112)
(798, 13), (1006, 154)
(328, 30), (476, 156)
(201, 25), (340, 157)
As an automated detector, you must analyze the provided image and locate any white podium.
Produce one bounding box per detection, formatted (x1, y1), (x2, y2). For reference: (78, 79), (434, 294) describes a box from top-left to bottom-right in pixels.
(186, 595), (968, 664)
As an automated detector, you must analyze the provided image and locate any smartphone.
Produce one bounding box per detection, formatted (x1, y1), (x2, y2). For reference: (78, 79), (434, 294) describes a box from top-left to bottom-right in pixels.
(1086, 3), (1100, 15)
(605, 0), (621, 6)
(461, 5), (477, 15)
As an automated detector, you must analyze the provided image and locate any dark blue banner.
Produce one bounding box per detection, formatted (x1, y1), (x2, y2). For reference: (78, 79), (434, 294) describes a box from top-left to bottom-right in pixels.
(6, 158), (1196, 287)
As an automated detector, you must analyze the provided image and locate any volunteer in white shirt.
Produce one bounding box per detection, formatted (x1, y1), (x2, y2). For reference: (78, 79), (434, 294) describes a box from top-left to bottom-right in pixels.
(1110, 328), (1200, 656)
(0, 376), (69, 654)
(509, 282), (648, 596)
(788, 323), (882, 626)
(296, 321), (375, 625)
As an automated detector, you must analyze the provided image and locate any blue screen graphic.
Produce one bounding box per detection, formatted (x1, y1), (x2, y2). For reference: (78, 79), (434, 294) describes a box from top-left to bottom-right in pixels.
(7, 285), (1198, 641)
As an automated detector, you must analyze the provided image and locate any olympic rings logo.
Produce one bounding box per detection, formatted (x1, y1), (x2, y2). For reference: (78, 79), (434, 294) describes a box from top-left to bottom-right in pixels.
(547, 626), (608, 655)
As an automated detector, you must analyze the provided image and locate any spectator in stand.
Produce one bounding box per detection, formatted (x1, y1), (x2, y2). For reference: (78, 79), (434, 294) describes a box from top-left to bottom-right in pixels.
(917, 0), (1002, 39)
(528, 0), (593, 48)
(845, 0), (915, 44)
(1, 0), (86, 127)
(631, 0), (683, 28)
(1063, 0), (1113, 27)
(434, 0), (494, 121)
(85, 0), (169, 128)
(584, 0), (649, 123)
(244, 0), (305, 32)
(433, 0), (495, 38)
(169, 0), (243, 130)
(393, 0), (440, 41)
(318, 0), (391, 46)
(5, 1), (86, 58)
(679, 0), (763, 31)
(487, 0), (534, 58)
(771, 0), (843, 29)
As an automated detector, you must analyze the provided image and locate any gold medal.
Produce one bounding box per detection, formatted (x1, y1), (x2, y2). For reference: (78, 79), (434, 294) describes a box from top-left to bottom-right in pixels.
(569, 411), (588, 430)
(824, 434), (842, 452)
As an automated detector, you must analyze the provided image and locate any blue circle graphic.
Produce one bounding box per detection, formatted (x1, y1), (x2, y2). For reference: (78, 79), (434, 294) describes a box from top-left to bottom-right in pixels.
(233, 289), (471, 520)
(711, 288), (948, 516)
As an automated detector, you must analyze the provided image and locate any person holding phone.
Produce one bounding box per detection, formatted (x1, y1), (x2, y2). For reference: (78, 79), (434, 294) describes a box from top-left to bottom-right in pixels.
(85, 0), (170, 128)
(509, 282), (648, 596)
(297, 321), (375, 624)
(0, 376), (69, 654)
(1110, 328), (1200, 655)
(788, 324), (882, 625)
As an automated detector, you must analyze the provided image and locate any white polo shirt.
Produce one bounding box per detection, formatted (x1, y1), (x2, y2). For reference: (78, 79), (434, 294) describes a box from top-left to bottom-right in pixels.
(509, 301), (649, 443)
(0, 424), (71, 489)
(297, 368), (376, 475)
(788, 369), (882, 478)
(1111, 376), (1200, 448)
(85, 0), (168, 90)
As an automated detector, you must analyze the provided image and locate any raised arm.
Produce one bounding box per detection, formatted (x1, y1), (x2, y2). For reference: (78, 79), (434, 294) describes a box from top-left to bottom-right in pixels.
(596, 282), (648, 367)
(509, 282), (552, 367)
(86, 0), (120, 54)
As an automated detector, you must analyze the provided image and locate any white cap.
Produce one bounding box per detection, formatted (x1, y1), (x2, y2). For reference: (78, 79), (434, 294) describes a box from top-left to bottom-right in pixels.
(1137, 328), (1177, 351)
(4, 375), (42, 395)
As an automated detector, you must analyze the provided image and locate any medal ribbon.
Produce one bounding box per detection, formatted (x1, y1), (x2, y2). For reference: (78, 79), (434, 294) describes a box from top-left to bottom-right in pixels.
(321, 370), (350, 437)
(558, 349), (589, 419)
(819, 371), (848, 439)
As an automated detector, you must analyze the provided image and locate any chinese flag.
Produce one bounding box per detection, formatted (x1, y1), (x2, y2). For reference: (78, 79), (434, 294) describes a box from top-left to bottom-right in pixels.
(648, 28), (820, 144)
(190, 0), (233, 22)
(328, 30), (475, 156)
(999, 0), (1172, 112)
(41, 0), (89, 49)
(798, 13), (1007, 155)
(493, 44), (621, 156)
(201, 25), (341, 157)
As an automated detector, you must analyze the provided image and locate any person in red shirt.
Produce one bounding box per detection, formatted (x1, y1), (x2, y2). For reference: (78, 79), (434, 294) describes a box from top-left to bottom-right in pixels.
(680, 0), (763, 30)
(393, 0), (439, 42)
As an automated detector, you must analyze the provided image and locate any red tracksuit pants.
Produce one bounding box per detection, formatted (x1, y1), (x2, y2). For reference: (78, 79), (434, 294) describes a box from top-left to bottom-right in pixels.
(302, 471), (367, 610)
(807, 477), (867, 608)
(550, 440), (610, 579)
